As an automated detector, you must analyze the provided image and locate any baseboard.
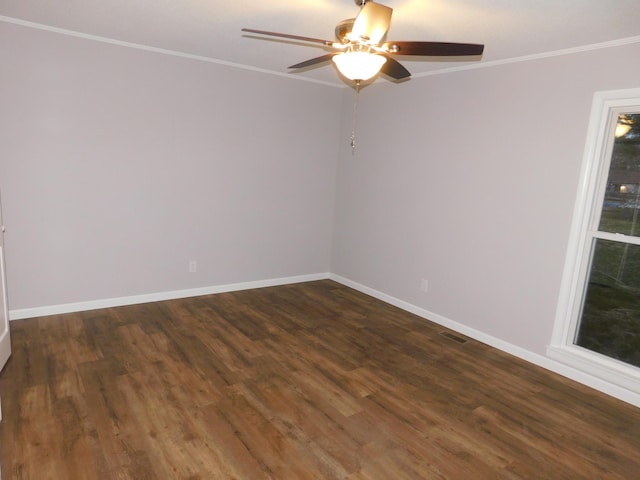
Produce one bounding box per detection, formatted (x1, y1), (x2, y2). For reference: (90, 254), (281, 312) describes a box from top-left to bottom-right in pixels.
(329, 274), (640, 408)
(9, 272), (331, 321)
(9, 271), (639, 407)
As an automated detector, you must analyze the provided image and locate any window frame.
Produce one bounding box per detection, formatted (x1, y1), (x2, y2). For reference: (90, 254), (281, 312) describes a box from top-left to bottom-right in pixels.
(549, 88), (640, 395)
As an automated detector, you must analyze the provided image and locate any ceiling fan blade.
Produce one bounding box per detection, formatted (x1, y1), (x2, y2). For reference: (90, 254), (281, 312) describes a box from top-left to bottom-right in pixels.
(351, 2), (393, 45)
(383, 41), (484, 56)
(380, 56), (411, 80)
(289, 54), (337, 69)
(242, 28), (334, 46)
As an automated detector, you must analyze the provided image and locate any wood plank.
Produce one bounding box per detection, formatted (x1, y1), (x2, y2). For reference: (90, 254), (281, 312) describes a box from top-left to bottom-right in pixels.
(1, 280), (640, 479)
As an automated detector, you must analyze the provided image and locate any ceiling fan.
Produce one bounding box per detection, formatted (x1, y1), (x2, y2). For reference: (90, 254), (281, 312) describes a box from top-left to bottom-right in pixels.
(242, 0), (484, 83)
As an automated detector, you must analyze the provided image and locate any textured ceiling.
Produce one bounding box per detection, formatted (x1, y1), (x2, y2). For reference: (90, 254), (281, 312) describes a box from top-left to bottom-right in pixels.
(1, 0), (640, 86)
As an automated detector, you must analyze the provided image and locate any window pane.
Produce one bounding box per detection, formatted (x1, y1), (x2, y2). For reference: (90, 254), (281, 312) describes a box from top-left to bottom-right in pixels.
(575, 238), (640, 367)
(599, 114), (640, 236)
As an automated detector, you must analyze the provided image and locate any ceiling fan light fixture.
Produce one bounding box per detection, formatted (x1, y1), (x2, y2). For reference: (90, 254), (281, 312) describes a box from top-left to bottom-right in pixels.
(332, 51), (386, 81)
(243, 1), (484, 82)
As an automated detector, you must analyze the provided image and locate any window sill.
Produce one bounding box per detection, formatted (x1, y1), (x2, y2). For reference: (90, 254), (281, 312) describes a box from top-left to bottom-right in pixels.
(547, 343), (640, 396)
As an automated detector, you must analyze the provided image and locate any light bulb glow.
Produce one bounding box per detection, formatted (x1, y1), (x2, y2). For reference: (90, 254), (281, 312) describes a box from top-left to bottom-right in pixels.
(332, 52), (386, 81)
(615, 123), (632, 138)
(615, 114), (634, 138)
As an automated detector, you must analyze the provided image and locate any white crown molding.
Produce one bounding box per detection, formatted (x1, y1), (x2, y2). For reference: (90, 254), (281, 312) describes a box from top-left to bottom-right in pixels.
(3, 15), (639, 88)
(410, 36), (640, 79)
(0, 15), (343, 88)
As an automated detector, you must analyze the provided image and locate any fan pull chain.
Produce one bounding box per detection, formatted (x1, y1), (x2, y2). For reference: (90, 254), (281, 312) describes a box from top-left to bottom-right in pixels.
(350, 80), (361, 154)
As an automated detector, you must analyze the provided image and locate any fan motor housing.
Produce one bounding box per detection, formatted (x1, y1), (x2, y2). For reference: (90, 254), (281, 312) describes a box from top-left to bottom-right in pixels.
(335, 18), (356, 42)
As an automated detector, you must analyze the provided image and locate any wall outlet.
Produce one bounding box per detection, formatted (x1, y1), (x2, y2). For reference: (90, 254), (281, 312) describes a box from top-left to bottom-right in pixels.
(420, 279), (429, 292)
(189, 261), (197, 273)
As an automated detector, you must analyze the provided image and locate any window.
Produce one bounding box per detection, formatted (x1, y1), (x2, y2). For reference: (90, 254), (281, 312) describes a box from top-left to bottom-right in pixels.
(550, 89), (640, 396)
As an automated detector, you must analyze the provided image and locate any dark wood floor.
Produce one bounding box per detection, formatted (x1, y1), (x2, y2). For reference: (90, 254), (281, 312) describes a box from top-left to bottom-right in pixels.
(1, 280), (639, 479)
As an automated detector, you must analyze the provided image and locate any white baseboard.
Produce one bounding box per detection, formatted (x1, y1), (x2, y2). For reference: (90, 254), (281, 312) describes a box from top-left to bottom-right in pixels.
(9, 271), (639, 407)
(329, 274), (640, 408)
(9, 272), (331, 321)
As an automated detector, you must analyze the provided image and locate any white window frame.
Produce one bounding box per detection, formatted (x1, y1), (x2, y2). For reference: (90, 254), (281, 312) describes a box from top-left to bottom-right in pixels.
(549, 88), (640, 396)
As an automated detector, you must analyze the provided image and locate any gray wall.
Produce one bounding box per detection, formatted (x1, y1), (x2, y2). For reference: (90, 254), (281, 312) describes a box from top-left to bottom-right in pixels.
(2, 18), (640, 400)
(0, 22), (341, 309)
(332, 42), (640, 356)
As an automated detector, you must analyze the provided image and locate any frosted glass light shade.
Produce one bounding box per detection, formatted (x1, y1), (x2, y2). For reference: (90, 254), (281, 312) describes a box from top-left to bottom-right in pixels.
(332, 52), (387, 81)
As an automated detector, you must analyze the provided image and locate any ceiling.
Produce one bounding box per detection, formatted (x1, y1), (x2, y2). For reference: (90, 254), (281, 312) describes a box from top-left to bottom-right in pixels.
(1, 0), (640, 87)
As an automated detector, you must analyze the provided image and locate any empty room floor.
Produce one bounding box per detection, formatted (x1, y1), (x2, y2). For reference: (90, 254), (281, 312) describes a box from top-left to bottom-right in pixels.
(1, 280), (639, 479)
